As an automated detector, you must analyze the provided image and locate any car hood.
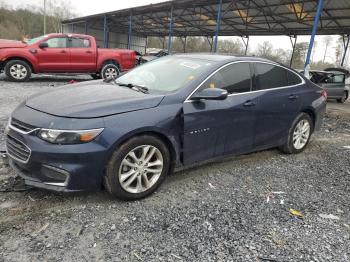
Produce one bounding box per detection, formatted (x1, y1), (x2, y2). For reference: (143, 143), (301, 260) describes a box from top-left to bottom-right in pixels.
(25, 80), (165, 118)
(0, 39), (27, 49)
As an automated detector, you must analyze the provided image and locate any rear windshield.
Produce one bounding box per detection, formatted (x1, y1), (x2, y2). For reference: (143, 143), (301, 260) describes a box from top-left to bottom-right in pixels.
(116, 56), (213, 93)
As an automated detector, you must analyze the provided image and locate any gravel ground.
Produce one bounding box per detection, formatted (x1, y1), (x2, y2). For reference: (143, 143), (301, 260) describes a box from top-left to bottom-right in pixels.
(0, 74), (350, 261)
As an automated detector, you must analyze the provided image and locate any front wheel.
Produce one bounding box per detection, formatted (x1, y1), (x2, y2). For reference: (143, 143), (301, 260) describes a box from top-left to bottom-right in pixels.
(337, 91), (348, 103)
(5, 60), (31, 82)
(100, 63), (120, 79)
(279, 113), (313, 154)
(104, 135), (170, 200)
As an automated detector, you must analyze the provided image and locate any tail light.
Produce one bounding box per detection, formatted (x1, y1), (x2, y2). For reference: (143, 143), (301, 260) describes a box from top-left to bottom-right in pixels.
(321, 89), (327, 100)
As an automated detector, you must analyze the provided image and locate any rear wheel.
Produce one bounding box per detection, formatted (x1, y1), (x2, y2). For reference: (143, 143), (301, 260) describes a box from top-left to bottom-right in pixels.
(5, 60), (31, 82)
(337, 91), (348, 103)
(279, 113), (313, 154)
(104, 135), (170, 200)
(100, 63), (120, 79)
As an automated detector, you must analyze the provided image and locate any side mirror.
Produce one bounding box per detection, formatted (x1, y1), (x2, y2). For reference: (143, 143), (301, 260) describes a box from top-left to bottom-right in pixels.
(191, 88), (228, 101)
(39, 42), (49, 48)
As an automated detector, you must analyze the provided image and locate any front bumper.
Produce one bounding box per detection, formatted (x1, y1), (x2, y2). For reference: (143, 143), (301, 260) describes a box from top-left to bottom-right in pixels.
(6, 128), (108, 192)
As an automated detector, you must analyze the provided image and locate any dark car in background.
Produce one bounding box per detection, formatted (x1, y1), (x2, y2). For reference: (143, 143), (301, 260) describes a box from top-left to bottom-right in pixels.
(304, 70), (349, 103)
(141, 49), (168, 63)
(5, 54), (327, 200)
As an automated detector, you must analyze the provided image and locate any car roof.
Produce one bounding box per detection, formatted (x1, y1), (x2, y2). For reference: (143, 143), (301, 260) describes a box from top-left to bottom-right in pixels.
(173, 53), (276, 64)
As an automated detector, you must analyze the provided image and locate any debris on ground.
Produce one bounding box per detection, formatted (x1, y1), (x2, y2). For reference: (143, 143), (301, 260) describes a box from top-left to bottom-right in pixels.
(319, 214), (340, 220)
(289, 208), (304, 219)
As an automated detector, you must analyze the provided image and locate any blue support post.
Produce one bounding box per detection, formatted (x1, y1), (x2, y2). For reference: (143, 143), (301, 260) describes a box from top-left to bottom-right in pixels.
(213, 0), (223, 53)
(103, 15), (108, 48)
(167, 5), (174, 54)
(127, 12), (132, 49)
(304, 0), (324, 72)
(84, 21), (88, 35)
(341, 35), (349, 67)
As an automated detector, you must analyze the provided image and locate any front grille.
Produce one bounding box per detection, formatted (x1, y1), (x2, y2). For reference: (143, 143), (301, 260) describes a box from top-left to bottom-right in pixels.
(6, 135), (31, 163)
(11, 118), (37, 133)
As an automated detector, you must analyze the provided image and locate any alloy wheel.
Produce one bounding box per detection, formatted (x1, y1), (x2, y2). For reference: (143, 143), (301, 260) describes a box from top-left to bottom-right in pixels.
(9, 64), (28, 80)
(104, 67), (118, 78)
(293, 119), (310, 150)
(118, 145), (163, 194)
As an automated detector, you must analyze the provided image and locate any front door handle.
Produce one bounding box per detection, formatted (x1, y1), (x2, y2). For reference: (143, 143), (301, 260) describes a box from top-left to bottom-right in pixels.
(86, 50), (92, 54)
(243, 100), (256, 107)
(60, 50), (67, 53)
(288, 94), (299, 100)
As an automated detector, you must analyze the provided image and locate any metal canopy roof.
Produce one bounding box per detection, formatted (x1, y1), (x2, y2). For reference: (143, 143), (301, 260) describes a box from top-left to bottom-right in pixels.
(62, 0), (350, 37)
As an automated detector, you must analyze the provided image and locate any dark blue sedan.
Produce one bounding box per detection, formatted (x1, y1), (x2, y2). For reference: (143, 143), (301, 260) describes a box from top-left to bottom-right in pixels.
(5, 54), (327, 199)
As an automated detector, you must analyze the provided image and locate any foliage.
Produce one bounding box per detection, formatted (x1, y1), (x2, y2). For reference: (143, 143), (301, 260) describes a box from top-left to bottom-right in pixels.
(0, 0), (76, 40)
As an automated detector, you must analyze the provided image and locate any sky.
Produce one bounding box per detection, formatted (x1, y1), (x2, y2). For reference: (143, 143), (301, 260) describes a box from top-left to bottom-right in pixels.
(3, 0), (348, 66)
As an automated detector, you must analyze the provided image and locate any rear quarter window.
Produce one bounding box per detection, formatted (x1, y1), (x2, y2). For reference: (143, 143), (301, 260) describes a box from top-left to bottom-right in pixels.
(255, 63), (301, 90)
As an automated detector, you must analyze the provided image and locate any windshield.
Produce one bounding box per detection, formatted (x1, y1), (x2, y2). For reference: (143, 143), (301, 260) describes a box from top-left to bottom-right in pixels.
(116, 56), (212, 93)
(26, 35), (47, 44)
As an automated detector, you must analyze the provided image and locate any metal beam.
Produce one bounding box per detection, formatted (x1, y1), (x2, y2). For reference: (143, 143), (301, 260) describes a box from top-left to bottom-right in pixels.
(304, 0), (324, 72)
(213, 0), (223, 52)
(103, 15), (108, 48)
(241, 36), (249, 55)
(341, 35), (349, 67)
(289, 35), (297, 66)
(85, 21), (88, 34)
(168, 5), (174, 53)
(127, 12), (133, 49)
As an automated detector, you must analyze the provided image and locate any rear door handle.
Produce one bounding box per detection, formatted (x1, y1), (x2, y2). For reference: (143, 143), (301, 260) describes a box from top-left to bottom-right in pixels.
(243, 100), (256, 107)
(288, 94), (299, 100)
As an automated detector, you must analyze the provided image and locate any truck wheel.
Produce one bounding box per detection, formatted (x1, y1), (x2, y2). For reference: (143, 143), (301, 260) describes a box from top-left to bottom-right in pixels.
(100, 64), (120, 79)
(5, 60), (31, 82)
(104, 135), (170, 200)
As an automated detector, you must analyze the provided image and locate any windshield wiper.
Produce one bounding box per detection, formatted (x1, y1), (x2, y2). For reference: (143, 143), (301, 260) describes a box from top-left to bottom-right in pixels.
(116, 82), (149, 94)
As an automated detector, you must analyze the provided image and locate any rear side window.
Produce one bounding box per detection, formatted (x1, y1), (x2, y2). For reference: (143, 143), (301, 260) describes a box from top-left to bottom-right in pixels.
(44, 37), (67, 48)
(255, 63), (289, 90)
(287, 70), (302, 85)
(70, 38), (91, 48)
(200, 62), (252, 94)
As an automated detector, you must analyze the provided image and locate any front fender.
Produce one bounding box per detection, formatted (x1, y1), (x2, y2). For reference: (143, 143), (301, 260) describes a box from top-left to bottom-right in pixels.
(102, 104), (183, 166)
(2, 48), (39, 72)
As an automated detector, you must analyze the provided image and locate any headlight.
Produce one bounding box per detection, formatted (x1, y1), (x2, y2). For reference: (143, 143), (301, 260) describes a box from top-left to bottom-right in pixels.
(37, 128), (104, 144)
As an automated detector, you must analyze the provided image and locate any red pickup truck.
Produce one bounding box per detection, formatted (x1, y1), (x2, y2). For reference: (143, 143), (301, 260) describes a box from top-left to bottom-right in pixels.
(0, 33), (137, 82)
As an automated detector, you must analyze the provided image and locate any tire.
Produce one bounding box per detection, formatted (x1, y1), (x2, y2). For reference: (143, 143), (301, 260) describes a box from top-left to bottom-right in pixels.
(337, 91), (348, 103)
(100, 63), (120, 79)
(279, 113), (313, 154)
(90, 74), (101, 80)
(104, 135), (170, 200)
(5, 60), (31, 82)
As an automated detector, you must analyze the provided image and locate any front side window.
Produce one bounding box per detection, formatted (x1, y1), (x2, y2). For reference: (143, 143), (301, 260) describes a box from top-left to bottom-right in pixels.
(70, 37), (91, 48)
(44, 37), (67, 48)
(321, 73), (345, 84)
(255, 63), (289, 90)
(331, 74), (345, 84)
(116, 56), (212, 93)
(198, 62), (252, 94)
